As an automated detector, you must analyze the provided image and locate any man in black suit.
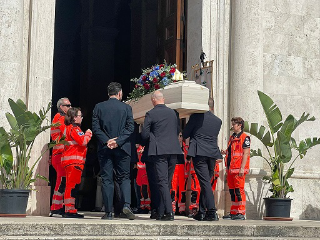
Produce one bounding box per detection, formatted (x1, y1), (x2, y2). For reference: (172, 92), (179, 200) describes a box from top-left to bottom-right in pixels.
(183, 98), (222, 221)
(92, 82), (135, 220)
(141, 91), (182, 221)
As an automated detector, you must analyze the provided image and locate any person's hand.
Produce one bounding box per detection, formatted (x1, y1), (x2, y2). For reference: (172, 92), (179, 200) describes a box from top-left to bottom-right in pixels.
(239, 168), (245, 177)
(221, 150), (226, 155)
(216, 159), (222, 164)
(85, 129), (92, 137)
(107, 137), (118, 149)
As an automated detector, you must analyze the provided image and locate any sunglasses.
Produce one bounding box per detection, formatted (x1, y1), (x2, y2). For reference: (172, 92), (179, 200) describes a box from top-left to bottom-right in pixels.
(62, 104), (71, 107)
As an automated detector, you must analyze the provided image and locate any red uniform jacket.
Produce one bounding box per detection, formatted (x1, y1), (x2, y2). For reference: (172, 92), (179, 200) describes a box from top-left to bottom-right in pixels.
(61, 124), (91, 167)
(51, 113), (66, 155)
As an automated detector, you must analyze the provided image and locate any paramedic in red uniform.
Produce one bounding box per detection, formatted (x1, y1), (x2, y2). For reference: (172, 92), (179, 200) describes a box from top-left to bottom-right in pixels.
(61, 107), (92, 218)
(222, 117), (250, 220)
(49, 97), (71, 217)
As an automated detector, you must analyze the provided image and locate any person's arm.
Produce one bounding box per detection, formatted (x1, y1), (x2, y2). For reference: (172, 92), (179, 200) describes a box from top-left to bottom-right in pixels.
(141, 112), (152, 140)
(182, 114), (195, 139)
(92, 105), (110, 145)
(70, 127), (91, 146)
(115, 105), (135, 147)
(239, 136), (251, 176)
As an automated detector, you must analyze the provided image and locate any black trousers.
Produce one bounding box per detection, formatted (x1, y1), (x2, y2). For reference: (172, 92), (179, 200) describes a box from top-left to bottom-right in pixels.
(98, 148), (131, 213)
(192, 156), (216, 212)
(153, 154), (177, 215)
(145, 161), (160, 211)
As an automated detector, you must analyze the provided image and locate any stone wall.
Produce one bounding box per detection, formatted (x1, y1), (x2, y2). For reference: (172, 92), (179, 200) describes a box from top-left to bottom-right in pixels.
(187, 0), (320, 219)
(262, 0), (320, 219)
(0, 0), (55, 215)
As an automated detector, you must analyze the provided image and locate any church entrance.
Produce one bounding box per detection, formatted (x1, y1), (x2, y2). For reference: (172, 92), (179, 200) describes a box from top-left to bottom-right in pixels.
(51, 0), (187, 211)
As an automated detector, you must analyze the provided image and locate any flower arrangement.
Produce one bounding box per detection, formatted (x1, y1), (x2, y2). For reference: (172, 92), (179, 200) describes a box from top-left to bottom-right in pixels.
(128, 62), (185, 101)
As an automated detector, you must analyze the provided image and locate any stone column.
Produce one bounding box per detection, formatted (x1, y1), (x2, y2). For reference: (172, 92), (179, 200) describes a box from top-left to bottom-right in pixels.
(26, 0), (56, 216)
(229, 0), (268, 219)
(0, 0), (25, 129)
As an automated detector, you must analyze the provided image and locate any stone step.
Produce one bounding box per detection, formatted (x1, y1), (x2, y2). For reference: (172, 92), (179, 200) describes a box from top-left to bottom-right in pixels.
(1, 213), (320, 239)
(0, 237), (311, 240)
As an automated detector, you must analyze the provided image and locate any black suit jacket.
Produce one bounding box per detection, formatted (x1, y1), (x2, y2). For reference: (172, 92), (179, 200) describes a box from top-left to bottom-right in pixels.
(141, 104), (182, 156)
(92, 98), (134, 156)
(183, 111), (222, 159)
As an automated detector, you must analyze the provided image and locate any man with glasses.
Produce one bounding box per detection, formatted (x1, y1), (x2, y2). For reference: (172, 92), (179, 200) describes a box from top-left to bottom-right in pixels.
(50, 97), (71, 217)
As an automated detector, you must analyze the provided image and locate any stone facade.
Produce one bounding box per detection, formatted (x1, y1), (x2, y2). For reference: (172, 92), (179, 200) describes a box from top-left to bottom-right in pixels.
(0, 0), (319, 219)
(187, 0), (320, 219)
(0, 0), (56, 215)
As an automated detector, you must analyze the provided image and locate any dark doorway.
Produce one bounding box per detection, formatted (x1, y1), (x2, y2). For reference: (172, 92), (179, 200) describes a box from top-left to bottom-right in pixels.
(51, 0), (186, 211)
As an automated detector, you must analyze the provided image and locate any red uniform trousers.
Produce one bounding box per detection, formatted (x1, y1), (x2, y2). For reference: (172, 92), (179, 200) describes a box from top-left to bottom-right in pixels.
(180, 161), (200, 213)
(170, 164), (185, 213)
(50, 153), (66, 211)
(210, 163), (219, 192)
(136, 162), (151, 210)
(64, 164), (84, 214)
(227, 170), (246, 215)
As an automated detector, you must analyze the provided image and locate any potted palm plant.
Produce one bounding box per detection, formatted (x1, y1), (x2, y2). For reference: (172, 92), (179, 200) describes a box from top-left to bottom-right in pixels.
(0, 98), (54, 217)
(244, 91), (320, 220)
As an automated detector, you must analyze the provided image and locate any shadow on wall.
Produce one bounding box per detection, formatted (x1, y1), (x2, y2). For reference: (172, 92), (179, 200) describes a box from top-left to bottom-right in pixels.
(245, 171), (269, 220)
(299, 204), (320, 220)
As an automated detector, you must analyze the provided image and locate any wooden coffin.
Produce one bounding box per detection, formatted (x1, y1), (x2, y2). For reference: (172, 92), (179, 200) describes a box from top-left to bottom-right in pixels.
(128, 80), (210, 124)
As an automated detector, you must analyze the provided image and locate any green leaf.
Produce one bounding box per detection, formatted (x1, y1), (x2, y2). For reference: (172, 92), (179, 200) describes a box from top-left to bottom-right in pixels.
(298, 137), (320, 157)
(244, 121), (273, 147)
(249, 123), (258, 136)
(257, 91), (283, 135)
(285, 168), (294, 179)
(5, 113), (18, 130)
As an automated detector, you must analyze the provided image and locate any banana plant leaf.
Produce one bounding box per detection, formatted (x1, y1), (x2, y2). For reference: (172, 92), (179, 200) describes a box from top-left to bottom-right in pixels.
(257, 90), (282, 135)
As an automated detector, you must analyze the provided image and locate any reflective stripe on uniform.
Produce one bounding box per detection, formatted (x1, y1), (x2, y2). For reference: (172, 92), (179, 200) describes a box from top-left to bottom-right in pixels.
(231, 209), (246, 214)
(53, 145), (64, 150)
(231, 201), (246, 206)
(67, 141), (77, 145)
(64, 198), (75, 204)
(54, 191), (64, 197)
(232, 152), (243, 157)
(52, 199), (63, 205)
(65, 205), (76, 211)
(61, 156), (85, 161)
(51, 129), (61, 134)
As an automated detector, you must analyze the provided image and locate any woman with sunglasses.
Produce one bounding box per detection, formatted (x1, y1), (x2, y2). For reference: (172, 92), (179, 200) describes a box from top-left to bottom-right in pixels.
(61, 107), (92, 218)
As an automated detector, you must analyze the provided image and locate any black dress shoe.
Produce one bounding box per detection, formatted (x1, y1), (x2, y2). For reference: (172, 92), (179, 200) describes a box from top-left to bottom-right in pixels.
(204, 211), (219, 221)
(62, 212), (84, 218)
(193, 212), (205, 221)
(122, 206), (135, 220)
(49, 209), (64, 217)
(150, 209), (158, 219)
(161, 212), (174, 221)
(101, 212), (113, 220)
(114, 212), (127, 218)
(232, 213), (245, 220)
(222, 213), (235, 220)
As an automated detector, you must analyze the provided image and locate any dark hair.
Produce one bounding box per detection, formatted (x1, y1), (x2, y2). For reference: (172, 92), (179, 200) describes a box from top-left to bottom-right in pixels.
(65, 107), (81, 125)
(231, 117), (244, 130)
(108, 82), (122, 96)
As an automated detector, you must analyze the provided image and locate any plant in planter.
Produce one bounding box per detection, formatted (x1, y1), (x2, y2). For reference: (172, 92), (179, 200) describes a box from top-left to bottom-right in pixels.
(244, 91), (320, 219)
(0, 98), (54, 216)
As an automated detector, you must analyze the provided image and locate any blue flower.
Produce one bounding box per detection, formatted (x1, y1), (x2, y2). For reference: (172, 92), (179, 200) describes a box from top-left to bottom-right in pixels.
(161, 77), (169, 86)
(150, 70), (159, 78)
(154, 65), (160, 70)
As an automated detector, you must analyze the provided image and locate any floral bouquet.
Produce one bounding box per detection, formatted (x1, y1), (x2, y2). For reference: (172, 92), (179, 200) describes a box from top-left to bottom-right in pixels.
(128, 62), (185, 101)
